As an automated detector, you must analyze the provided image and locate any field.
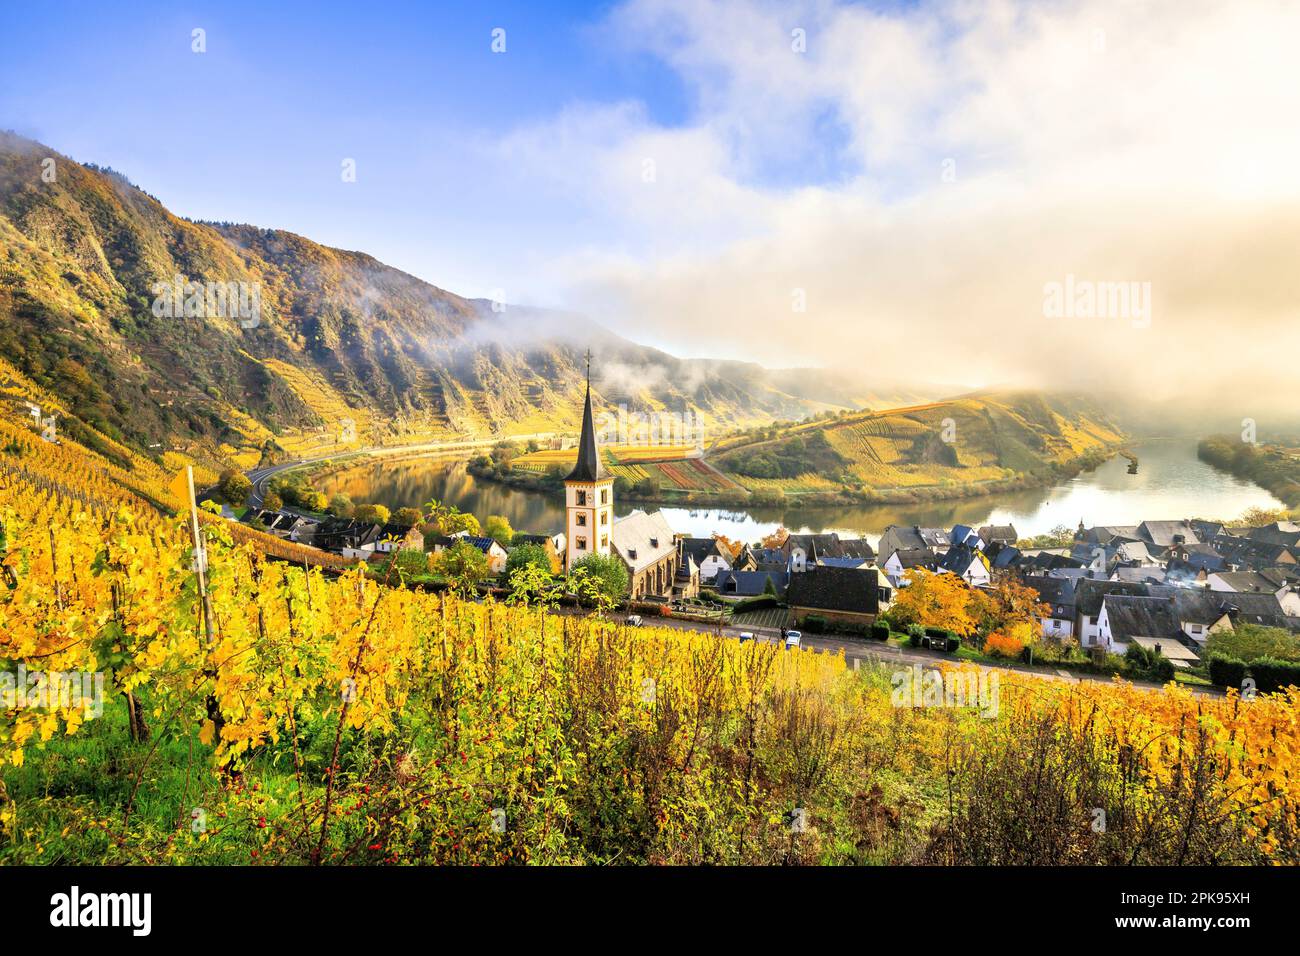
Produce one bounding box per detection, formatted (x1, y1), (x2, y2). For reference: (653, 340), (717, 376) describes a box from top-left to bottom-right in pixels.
(2, 408), (1299, 865)
(714, 391), (1125, 498)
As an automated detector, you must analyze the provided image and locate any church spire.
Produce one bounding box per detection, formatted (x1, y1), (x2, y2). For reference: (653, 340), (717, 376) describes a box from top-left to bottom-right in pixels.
(565, 350), (607, 482)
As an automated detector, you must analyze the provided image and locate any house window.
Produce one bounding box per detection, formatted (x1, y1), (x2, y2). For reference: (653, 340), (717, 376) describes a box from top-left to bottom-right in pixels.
(650, 538), (658, 548)
(576, 514), (587, 527)
(576, 537), (587, 551)
(628, 548), (637, 560)
(576, 491), (587, 506)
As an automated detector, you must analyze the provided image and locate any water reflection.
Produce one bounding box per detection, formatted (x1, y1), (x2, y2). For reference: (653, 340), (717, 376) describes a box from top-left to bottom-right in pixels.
(318, 439), (1282, 544)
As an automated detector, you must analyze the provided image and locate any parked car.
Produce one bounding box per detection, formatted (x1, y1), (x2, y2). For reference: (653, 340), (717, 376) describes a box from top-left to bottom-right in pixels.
(738, 631), (756, 643)
(784, 630), (802, 650)
(627, 614), (643, 627)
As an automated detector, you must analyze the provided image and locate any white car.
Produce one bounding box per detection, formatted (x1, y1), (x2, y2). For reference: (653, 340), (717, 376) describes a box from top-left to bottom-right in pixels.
(784, 630), (802, 650)
(738, 631), (756, 643)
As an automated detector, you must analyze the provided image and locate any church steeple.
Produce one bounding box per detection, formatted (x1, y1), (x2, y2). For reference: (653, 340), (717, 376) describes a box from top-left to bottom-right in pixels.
(562, 350), (614, 573)
(565, 350), (606, 482)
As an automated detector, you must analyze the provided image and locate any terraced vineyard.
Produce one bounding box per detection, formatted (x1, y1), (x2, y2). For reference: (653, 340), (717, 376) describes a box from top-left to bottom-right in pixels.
(715, 391), (1123, 499)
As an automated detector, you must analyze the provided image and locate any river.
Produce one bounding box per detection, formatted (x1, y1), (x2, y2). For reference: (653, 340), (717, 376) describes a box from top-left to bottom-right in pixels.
(317, 439), (1283, 546)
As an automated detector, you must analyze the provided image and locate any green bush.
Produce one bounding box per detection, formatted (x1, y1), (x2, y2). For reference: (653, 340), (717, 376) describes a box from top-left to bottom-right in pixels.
(906, 623), (925, 647)
(1208, 654), (1248, 690)
(1124, 642), (1174, 683)
(1248, 657), (1300, 695)
(870, 623), (890, 641)
(801, 614), (828, 633)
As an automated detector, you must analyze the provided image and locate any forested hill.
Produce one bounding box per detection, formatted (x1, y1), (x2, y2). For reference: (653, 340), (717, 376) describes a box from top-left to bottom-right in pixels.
(0, 132), (884, 473)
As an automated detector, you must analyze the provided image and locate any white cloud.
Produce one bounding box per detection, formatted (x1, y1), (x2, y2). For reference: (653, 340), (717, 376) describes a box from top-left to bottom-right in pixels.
(496, 0), (1300, 408)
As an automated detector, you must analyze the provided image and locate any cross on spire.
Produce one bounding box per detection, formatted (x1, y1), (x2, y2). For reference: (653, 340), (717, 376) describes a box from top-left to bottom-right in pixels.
(584, 348), (592, 386)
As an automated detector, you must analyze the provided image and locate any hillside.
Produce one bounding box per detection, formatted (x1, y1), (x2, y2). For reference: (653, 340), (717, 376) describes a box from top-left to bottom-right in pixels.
(1, 415), (1295, 865)
(0, 132), (855, 475)
(710, 390), (1125, 502)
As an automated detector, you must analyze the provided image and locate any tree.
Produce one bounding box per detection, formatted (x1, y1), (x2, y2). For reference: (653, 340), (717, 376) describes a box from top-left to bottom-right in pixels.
(354, 503), (391, 525)
(394, 506), (424, 528)
(760, 526), (789, 549)
(888, 568), (978, 637)
(262, 490), (284, 512)
(763, 574), (778, 597)
(633, 476), (659, 497)
(569, 553), (629, 612)
(301, 490), (329, 513)
(217, 469), (252, 506)
(383, 548), (431, 583)
(433, 540), (489, 597)
(484, 514), (514, 548)
(973, 574), (1049, 639)
(506, 554), (557, 607)
(505, 543), (555, 586)
(713, 534), (742, 561)
(327, 492), (353, 518)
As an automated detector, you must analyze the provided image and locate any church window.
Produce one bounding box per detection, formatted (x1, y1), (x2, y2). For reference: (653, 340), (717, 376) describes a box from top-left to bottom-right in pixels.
(600, 512), (607, 525)
(576, 537), (587, 551)
(576, 514), (587, 527)
(576, 491), (587, 506)
(600, 489), (608, 504)
(601, 535), (608, 548)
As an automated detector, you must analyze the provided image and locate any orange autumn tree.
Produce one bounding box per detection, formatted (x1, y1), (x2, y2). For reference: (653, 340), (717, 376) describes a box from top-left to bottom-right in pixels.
(889, 568), (979, 637)
(972, 574), (1050, 643)
(984, 622), (1035, 657)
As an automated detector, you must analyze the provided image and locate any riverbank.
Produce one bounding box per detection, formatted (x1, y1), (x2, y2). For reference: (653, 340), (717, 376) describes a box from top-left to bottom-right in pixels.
(465, 443), (1125, 510)
(1197, 436), (1300, 508)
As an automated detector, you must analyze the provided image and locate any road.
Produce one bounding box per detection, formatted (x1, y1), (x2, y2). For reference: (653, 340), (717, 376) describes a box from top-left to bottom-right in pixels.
(611, 611), (1220, 696)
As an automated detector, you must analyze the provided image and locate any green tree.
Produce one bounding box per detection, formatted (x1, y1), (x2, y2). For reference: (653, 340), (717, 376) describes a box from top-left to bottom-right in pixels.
(354, 503), (391, 525)
(506, 558), (557, 607)
(569, 552), (629, 612)
(327, 492), (354, 517)
(218, 469), (252, 506)
(484, 514), (514, 548)
(434, 540), (489, 597)
(383, 548), (431, 583)
(262, 490), (283, 512)
(505, 543), (554, 586)
(394, 506), (424, 528)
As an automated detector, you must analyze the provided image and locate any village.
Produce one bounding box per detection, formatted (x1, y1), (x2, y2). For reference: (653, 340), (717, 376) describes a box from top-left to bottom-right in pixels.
(230, 372), (1300, 689)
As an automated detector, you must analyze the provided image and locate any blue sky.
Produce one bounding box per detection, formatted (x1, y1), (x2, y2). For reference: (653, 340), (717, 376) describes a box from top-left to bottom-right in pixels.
(0, 1), (700, 303)
(3, 0), (1299, 397)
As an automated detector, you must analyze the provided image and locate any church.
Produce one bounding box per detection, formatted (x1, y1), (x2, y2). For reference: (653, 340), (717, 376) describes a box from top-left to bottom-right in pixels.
(563, 364), (681, 600)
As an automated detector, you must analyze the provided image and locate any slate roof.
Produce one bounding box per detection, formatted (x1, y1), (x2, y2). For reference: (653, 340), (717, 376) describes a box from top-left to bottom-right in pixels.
(564, 381), (607, 482)
(611, 510), (676, 573)
(939, 543), (986, 575)
(786, 566), (880, 616)
(978, 524), (1018, 546)
(1103, 595), (1181, 641)
(1136, 520), (1200, 548)
(714, 569), (789, 597)
(680, 537), (727, 567)
(1075, 579), (1147, 617)
(835, 538), (876, 561)
(1023, 575), (1077, 612)
(886, 548), (937, 570)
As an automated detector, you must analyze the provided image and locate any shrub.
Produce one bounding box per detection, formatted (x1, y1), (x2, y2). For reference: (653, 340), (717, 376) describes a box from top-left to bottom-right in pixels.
(802, 614), (828, 633)
(1248, 657), (1300, 695)
(1208, 654), (1248, 691)
(870, 623), (890, 641)
(906, 623), (925, 647)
